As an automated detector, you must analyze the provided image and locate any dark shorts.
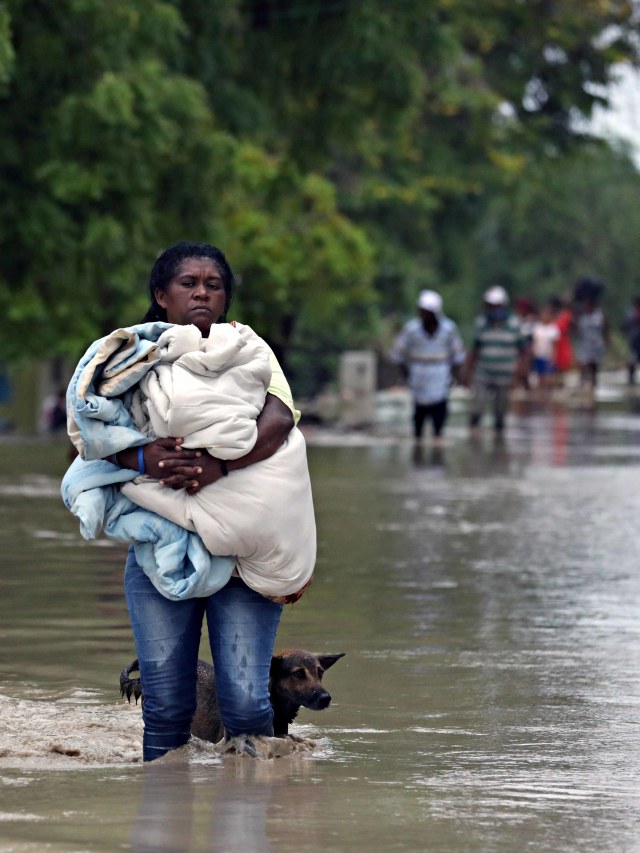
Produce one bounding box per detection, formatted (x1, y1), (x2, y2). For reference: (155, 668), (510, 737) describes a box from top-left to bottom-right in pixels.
(533, 357), (555, 376)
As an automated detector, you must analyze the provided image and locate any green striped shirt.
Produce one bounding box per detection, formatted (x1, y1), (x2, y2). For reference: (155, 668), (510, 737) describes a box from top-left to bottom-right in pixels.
(473, 313), (526, 384)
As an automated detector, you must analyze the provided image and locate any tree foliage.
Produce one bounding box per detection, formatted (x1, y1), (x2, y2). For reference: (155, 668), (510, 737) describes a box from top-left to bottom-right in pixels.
(1, 0), (639, 392)
(0, 0), (222, 357)
(474, 143), (640, 318)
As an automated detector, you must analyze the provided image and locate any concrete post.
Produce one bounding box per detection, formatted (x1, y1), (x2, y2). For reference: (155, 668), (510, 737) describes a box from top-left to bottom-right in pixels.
(338, 350), (377, 427)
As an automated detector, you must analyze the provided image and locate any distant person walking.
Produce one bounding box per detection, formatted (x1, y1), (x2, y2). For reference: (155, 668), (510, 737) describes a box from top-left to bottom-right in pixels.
(462, 286), (528, 435)
(531, 303), (560, 397)
(549, 296), (573, 384)
(390, 289), (465, 445)
(49, 389), (68, 433)
(572, 277), (609, 390)
(621, 296), (640, 385)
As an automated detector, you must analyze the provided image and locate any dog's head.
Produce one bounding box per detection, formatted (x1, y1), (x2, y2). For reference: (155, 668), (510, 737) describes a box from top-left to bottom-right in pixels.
(270, 650), (345, 711)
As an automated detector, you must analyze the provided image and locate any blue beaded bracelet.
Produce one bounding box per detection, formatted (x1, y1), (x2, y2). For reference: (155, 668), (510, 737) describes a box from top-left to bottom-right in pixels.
(137, 446), (145, 475)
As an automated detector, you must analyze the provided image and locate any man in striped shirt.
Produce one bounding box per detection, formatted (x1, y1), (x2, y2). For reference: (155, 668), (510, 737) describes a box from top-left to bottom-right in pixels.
(463, 286), (529, 435)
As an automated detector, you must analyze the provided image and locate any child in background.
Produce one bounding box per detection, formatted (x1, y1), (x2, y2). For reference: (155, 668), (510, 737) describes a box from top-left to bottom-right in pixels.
(531, 303), (560, 396)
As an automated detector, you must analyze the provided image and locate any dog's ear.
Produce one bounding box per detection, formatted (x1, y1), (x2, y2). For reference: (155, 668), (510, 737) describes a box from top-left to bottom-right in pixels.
(270, 654), (285, 676)
(318, 653), (346, 672)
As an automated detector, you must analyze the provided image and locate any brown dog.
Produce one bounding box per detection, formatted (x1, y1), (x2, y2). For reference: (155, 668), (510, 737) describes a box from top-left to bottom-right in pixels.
(120, 649), (345, 743)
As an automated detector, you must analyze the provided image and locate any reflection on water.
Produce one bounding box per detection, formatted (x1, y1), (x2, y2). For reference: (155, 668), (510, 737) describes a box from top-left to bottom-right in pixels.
(2, 407), (640, 851)
(128, 755), (336, 853)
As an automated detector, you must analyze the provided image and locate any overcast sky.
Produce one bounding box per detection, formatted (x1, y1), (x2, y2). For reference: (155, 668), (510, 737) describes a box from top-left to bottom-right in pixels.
(590, 63), (640, 163)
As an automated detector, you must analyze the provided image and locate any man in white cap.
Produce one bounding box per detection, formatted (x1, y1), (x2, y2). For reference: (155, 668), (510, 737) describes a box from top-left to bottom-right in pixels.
(462, 285), (528, 435)
(390, 289), (465, 444)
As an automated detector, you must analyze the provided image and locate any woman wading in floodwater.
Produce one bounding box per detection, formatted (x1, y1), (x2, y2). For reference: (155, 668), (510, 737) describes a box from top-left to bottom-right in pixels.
(65, 241), (314, 761)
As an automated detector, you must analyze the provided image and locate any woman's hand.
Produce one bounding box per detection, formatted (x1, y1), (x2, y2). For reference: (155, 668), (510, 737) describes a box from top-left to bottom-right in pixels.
(182, 393), (294, 495)
(183, 452), (227, 495)
(115, 438), (204, 490)
(147, 438), (204, 489)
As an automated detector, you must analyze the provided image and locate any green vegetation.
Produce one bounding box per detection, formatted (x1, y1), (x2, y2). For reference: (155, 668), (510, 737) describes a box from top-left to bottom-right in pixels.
(1, 0), (639, 394)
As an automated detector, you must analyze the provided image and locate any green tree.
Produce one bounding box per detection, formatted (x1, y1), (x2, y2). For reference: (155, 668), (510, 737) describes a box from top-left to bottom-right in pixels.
(339, 0), (640, 326)
(0, 0), (376, 385)
(0, 2), (14, 91)
(2, 0), (639, 393)
(213, 142), (376, 377)
(0, 0), (225, 359)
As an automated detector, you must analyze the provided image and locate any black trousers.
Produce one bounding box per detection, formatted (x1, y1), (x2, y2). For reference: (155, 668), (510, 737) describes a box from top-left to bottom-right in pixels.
(413, 399), (448, 438)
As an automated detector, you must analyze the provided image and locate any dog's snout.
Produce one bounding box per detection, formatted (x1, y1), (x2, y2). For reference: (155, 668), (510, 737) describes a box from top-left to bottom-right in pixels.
(305, 687), (331, 710)
(317, 692), (331, 710)
(298, 685), (332, 711)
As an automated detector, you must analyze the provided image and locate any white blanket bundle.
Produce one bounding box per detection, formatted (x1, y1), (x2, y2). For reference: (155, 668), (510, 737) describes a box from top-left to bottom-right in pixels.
(121, 322), (316, 599)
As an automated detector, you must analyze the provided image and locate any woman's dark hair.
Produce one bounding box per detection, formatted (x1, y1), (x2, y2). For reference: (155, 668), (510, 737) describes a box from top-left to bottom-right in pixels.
(143, 241), (235, 323)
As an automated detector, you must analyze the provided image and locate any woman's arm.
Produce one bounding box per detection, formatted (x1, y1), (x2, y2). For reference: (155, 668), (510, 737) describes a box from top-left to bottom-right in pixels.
(227, 393), (294, 472)
(183, 393), (294, 494)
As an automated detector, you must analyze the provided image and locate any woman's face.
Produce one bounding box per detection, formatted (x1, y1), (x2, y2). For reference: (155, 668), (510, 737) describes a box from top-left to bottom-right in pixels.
(156, 258), (227, 336)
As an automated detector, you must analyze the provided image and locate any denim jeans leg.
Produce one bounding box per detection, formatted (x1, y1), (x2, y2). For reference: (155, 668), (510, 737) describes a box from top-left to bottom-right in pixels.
(124, 547), (205, 762)
(206, 578), (283, 738)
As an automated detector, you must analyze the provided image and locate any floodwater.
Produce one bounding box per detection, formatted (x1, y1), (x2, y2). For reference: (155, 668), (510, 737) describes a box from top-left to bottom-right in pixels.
(2, 401), (640, 851)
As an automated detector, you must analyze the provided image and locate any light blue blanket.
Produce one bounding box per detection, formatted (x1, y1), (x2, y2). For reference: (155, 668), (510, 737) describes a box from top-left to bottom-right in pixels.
(61, 323), (234, 600)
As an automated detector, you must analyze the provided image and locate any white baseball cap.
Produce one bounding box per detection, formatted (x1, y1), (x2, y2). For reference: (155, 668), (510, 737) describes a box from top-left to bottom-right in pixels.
(417, 290), (442, 314)
(483, 285), (509, 306)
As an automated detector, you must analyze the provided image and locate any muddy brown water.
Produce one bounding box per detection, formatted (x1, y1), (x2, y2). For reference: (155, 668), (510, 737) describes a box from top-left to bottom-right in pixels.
(1, 406), (640, 851)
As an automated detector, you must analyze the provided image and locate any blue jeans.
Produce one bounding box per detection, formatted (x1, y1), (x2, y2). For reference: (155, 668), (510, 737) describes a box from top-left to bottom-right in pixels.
(124, 547), (283, 762)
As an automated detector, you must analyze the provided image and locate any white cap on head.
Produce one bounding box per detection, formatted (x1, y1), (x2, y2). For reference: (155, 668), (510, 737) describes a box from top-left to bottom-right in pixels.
(483, 285), (509, 306)
(417, 289), (442, 314)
